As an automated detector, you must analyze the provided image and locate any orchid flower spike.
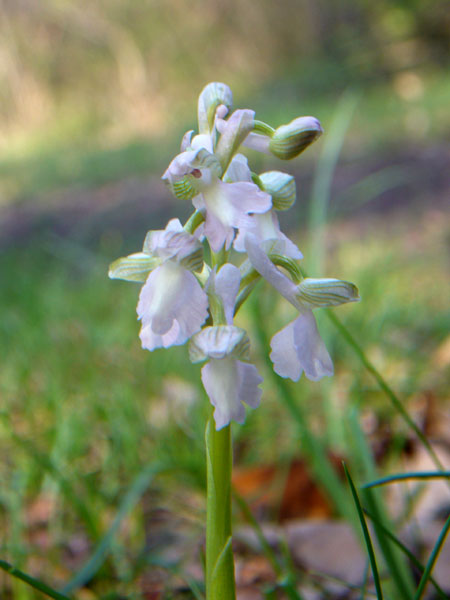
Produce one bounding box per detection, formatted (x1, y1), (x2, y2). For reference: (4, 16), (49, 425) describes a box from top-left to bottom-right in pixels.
(108, 81), (359, 431)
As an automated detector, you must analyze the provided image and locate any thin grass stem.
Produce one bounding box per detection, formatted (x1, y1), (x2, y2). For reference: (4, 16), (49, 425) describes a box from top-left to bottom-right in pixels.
(62, 462), (165, 594)
(325, 310), (446, 473)
(343, 464), (384, 600)
(413, 514), (450, 600)
(362, 472), (450, 489)
(0, 560), (72, 600)
(233, 489), (304, 600)
(363, 508), (448, 599)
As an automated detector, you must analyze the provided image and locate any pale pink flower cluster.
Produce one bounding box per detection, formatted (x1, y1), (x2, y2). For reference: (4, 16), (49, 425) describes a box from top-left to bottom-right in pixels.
(109, 82), (359, 430)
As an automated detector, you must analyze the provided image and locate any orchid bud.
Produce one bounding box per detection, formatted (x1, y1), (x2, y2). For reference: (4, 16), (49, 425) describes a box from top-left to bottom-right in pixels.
(269, 117), (323, 160)
(259, 171), (296, 210)
(296, 278), (360, 308)
(198, 82), (233, 133)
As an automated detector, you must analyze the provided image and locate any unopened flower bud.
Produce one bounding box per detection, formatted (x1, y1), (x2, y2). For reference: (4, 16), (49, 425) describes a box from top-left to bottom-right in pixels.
(198, 82), (233, 133)
(259, 171), (296, 210)
(296, 278), (360, 308)
(269, 117), (323, 160)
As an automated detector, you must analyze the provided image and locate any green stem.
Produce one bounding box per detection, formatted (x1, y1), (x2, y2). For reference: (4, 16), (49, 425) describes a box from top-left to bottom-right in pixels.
(205, 418), (236, 600)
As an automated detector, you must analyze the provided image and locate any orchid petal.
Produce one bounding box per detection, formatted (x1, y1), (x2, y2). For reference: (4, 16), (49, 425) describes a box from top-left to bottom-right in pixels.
(245, 234), (301, 309)
(215, 109), (255, 170)
(198, 82), (233, 134)
(194, 181), (271, 252)
(143, 218), (203, 265)
(212, 263), (241, 324)
(234, 211), (303, 259)
(137, 262), (208, 350)
(223, 153), (252, 183)
(270, 312), (333, 381)
(180, 130), (194, 151)
(201, 358), (263, 429)
(242, 132), (271, 154)
(189, 325), (249, 362)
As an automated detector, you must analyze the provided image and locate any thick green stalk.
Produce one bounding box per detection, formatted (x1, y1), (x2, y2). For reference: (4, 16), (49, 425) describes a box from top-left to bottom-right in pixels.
(205, 418), (236, 600)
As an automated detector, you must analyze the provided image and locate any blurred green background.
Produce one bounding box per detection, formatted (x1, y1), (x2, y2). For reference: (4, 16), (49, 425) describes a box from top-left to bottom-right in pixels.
(1, 1), (449, 598)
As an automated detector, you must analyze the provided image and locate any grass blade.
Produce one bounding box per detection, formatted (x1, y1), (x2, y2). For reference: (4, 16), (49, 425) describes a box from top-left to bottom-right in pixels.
(250, 295), (354, 523)
(308, 90), (360, 276)
(362, 471), (450, 489)
(233, 488), (304, 600)
(62, 461), (166, 594)
(347, 409), (415, 599)
(325, 310), (446, 473)
(343, 463), (384, 600)
(414, 513), (450, 600)
(0, 559), (72, 600)
(364, 508), (449, 600)
(0, 414), (99, 540)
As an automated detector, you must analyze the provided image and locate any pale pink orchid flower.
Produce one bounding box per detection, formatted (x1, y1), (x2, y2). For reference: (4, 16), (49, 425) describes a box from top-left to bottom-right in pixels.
(136, 219), (209, 351)
(225, 153), (302, 259)
(162, 114), (272, 253)
(190, 264), (263, 429)
(245, 234), (359, 382)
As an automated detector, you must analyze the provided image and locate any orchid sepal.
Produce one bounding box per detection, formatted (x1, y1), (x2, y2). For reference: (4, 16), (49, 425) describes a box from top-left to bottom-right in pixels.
(179, 246), (204, 273)
(189, 325), (250, 364)
(143, 219), (204, 265)
(108, 253), (160, 283)
(215, 109), (255, 172)
(198, 82), (233, 134)
(171, 176), (198, 200)
(202, 358), (263, 430)
(162, 147), (223, 199)
(270, 312), (334, 381)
